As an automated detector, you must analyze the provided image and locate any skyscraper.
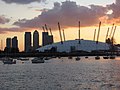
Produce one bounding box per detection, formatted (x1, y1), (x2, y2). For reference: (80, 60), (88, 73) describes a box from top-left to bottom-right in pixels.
(42, 32), (49, 46)
(6, 38), (11, 48)
(12, 36), (18, 48)
(33, 30), (39, 50)
(25, 32), (31, 52)
(42, 32), (54, 46)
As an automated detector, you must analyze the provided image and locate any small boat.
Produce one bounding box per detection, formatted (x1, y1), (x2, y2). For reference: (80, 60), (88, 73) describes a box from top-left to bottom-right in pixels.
(58, 56), (61, 59)
(103, 56), (109, 59)
(85, 56), (88, 59)
(2, 58), (16, 64)
(19, 57), (29, 61)
(110, 56), (115, 59)
(68, 56), (72, 59)
(75, 57), (80, 61)
(95, 56), (100, 60)
(44, 57), (52, 60)
(31, 57), (44, 63)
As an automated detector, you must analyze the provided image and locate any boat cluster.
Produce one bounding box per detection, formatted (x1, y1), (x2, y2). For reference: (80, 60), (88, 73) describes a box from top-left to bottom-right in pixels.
(0, 55), (116, 64)
(1, 57), (48, 64)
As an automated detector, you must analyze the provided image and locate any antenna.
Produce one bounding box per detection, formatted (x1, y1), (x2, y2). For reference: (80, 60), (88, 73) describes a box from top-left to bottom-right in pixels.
(93, 29), (96, 41)
(58, 22), (63, 44)
(96, 21), (101, 44)
(78, 21), (80, 44)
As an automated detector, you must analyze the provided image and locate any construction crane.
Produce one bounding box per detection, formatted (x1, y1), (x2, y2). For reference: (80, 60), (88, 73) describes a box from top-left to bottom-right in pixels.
(58, 22), (63, 44)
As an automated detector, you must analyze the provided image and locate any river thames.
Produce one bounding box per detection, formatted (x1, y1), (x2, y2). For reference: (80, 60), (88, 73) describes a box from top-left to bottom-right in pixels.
(0, 57), (120, 90)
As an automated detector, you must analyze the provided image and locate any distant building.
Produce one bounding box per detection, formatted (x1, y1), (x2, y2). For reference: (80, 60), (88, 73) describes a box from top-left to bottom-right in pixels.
(37, 40), (110, 53)
(42, 32), (54, 46)
(6, 38), (11, 48)
(25, 32), (31, 52)
(4, 38), (11, 53)
(33, 30), (39, 50)
(11, 36), (19, 53)
(12, 36), (18, 48)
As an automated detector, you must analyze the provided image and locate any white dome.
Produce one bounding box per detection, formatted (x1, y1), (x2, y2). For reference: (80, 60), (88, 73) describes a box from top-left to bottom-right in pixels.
(36, 40), (110, 52)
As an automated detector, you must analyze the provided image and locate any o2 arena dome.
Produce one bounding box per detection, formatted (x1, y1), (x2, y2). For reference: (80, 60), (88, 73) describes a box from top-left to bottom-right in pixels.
(36, 39), (110, 53)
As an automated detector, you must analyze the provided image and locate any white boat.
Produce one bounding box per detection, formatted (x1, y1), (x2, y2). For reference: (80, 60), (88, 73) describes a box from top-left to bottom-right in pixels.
(2, 58), (16, 64)
(31, 57), (44, 63)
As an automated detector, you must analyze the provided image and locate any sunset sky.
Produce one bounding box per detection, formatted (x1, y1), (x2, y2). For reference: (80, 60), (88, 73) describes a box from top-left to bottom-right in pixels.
(0, 0), (120, 51)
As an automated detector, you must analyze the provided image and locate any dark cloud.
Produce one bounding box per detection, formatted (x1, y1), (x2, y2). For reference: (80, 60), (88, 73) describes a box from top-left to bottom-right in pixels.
(2, 0), (46, 4)
(14, 1), (107, 30)
(107, 0), (120, 19)
(0, 27), (29, 34)
(0, 15), (10, 24)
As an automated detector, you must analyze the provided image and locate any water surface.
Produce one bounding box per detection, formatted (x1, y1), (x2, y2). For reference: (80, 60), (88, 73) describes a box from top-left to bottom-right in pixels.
(0, 57), (120, 90)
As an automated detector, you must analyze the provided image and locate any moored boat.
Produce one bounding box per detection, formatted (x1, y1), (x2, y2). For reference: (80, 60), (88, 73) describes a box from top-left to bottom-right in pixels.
(31, 57), (44, 63)
(103, 56), (109, 59)
(95, 56), (100, 60)
(75, 56), (80, 61)
(2, 58), (16, 64)
(109, 56), (115, 59)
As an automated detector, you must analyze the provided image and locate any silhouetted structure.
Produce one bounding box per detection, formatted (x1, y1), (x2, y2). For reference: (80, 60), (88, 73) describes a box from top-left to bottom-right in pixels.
(42, 32), (53, 46)
(4, 38), (11, 53)
(33, 30), (39, 50)
(11, 36), (19, 53)
(25, 32), (31, 52)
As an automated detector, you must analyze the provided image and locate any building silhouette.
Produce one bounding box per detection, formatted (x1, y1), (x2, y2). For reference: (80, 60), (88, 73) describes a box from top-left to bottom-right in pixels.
(33, 30), (39, 50)
(6, 38), (11, 48)
(4, 37), (19, 53)
(25, 32), (31, 52)
(11, 36), (19, 53)
(42, 32), (54, 46)
(12, 36), (18, 48)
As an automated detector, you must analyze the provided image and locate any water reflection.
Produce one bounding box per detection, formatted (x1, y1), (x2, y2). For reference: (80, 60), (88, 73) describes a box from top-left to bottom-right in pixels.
(0, 57), (120, 90)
